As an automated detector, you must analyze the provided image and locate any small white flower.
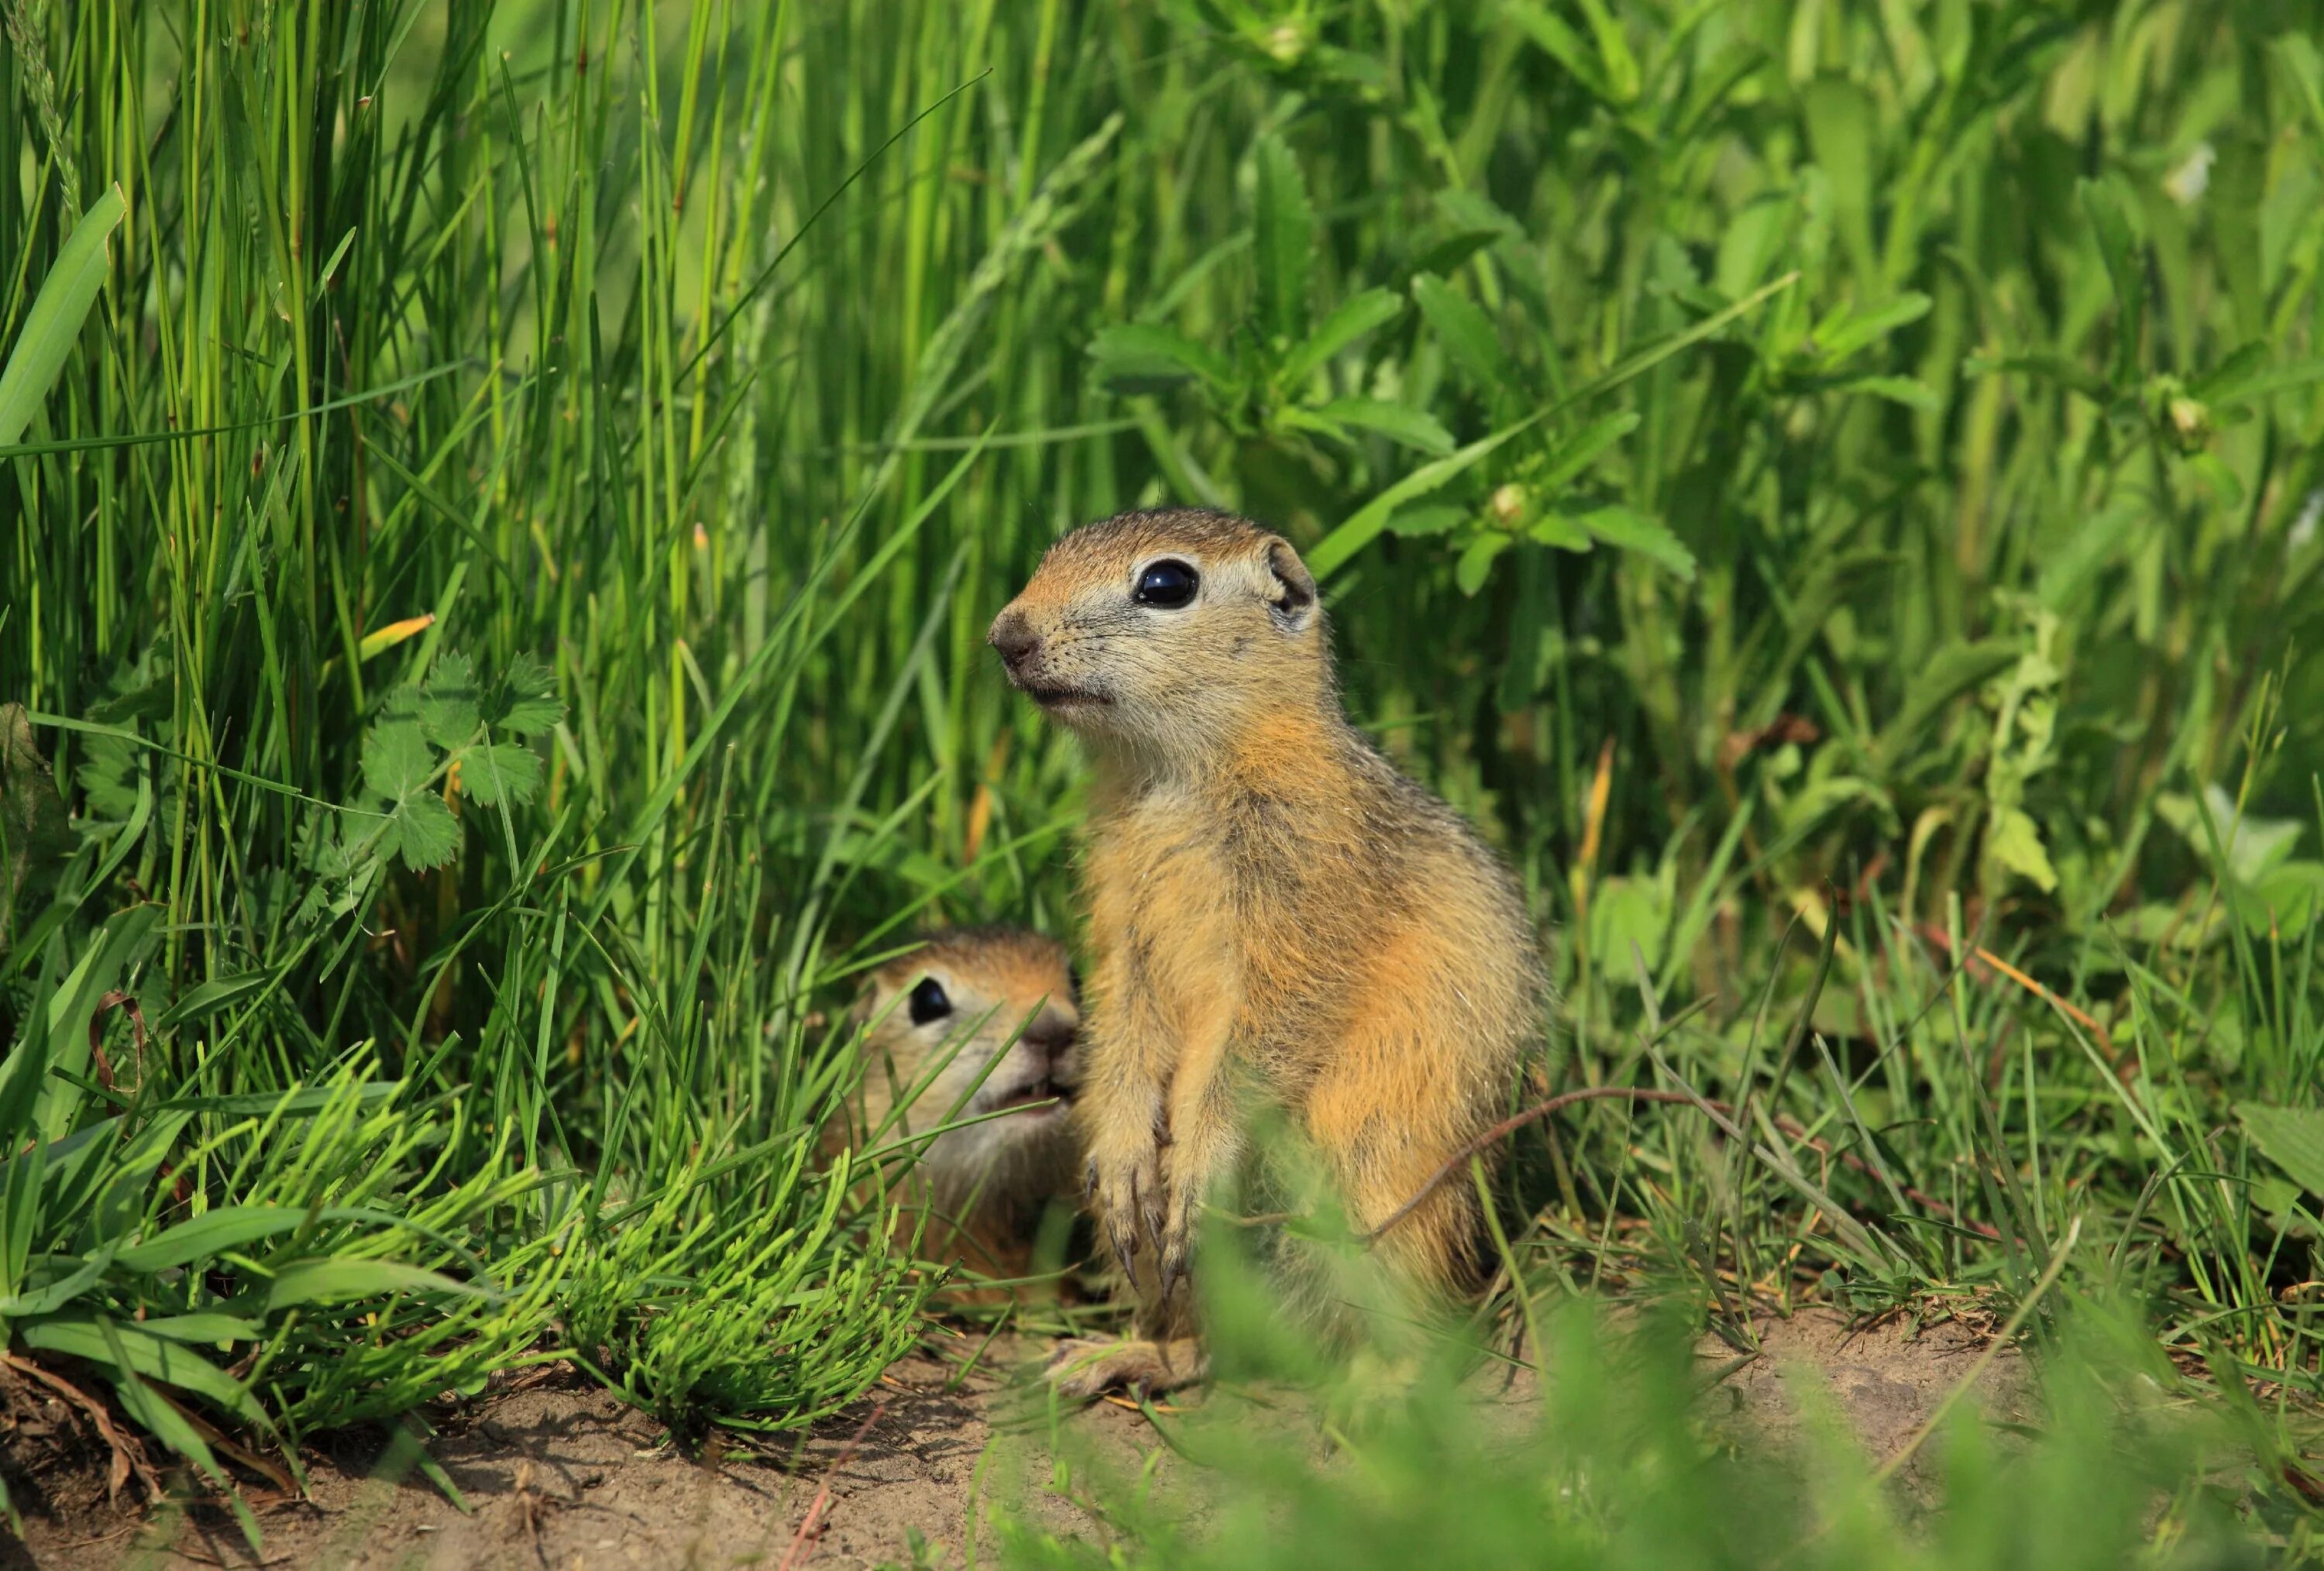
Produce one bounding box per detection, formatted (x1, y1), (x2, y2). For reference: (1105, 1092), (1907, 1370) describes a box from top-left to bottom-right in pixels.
(2291, 487), (2322, 552)
(2164, 142), (2215, 205)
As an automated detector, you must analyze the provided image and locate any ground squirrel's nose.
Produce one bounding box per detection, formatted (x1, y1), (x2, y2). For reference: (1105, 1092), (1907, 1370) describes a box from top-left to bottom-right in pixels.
(1022, 1012), (1077, 1080)
(989, 610), (1040, 672)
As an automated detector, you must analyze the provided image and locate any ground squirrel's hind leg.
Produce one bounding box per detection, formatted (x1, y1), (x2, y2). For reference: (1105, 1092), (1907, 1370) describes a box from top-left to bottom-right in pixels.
(1045, 1336), (1209, 1401)
(1302, 1006), (1485, 1308)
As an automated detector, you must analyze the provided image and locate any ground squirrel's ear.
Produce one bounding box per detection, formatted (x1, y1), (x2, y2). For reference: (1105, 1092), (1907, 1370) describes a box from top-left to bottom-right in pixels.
(1263, 538), (1317, 633)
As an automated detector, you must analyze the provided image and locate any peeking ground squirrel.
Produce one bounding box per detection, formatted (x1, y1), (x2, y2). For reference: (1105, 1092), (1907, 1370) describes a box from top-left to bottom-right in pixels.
(990, 509), (1544, 1397)
(835, 929), (1081, 1298)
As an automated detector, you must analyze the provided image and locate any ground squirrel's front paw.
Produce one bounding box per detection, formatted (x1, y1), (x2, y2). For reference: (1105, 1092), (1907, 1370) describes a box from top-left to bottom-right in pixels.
(1085, 1145), (1164, 1278)
(1044, 1336), (1208, 1401)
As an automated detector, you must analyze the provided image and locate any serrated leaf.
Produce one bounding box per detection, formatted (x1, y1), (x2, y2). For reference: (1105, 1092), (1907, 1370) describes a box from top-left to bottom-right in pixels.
(495, 655), (563, 737)
(1455, 534), (1511, 596)
(1413, 273), (1512, 394)
(1987, 807), (2059, 893)
(1817, 293), (1931, 363)
(1089, 322), (1230, 394)
(1277, 289), (1403, 392)
(1253, 136), (1315, 344)
(461, 743), (541, 808)
(1313, 397), (1455, 455)
(389, 792), (459, 870)
(1529, 512), (1593, 552)
(1576, 504), (1695, 579)
(360, 720), (436, 802)
(2236, 1103), (2324, 1198)
(420, 652), (482, 745)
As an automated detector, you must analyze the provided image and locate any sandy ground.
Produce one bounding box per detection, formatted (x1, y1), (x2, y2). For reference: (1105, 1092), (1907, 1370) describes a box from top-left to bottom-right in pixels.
(7, 1309), (2020, 1570)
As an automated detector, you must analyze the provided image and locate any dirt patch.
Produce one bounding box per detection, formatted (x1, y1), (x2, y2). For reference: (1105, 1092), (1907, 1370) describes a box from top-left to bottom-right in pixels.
(9, 1311), (2019, 1569)
(1698, 1307), (2027, 1498)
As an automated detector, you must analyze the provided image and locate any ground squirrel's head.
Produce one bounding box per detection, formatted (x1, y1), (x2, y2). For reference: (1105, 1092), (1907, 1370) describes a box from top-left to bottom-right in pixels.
(847, 928), (1079, 1206)
(988, 509), (1325, 750)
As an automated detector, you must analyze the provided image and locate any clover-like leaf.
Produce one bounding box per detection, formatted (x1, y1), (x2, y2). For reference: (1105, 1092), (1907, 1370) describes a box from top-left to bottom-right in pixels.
(461, 743), (542, 809)
(493, 655), (563, 737)
(420, 653), (482, 747)
(360, 719), (436, 802)
(387, 792), (460, 871)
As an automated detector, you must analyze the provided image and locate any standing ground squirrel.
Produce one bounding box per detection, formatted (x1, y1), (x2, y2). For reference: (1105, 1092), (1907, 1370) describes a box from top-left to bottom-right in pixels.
(990, 509), (1545, 1397)
(834, 929), (1081, 1298)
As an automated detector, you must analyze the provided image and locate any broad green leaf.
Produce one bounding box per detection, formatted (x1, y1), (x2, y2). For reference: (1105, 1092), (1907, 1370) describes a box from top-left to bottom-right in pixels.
(1412, 274), (1512, 394)
(1538, 412), (1641, 495)
(1312, 397), (1454, 455)
(1310, 413), (1549, 578)
(389, 791), (460, 869)
(2237, 1103), (2324, 1198)
(0, 1246), (115, 1318)
(1455, 534), (1511, 596)
(1088, 322), (1230, 394)
(361, 719), (436, 801)
(0, 184), (126, 449)
(265, 1259), (493, 1311)
(1253, 136), (1315, 343)
(1576, 505), (1695, 580)
(460, 742), (542, 808)
(2157, 785), (2305, 885)
(155, 969), (274, 1030)
(1817, 294), (1931, 362)
(1277, 288), (1403, 391)
(495, 654), (564, 737)
(136, 1313), (261, 1345)
(420, 652), (482, 745)
(19, 1315), (265, 1425)
(1987, 807), (2059, 893)
(114, 1205), (308, 1272)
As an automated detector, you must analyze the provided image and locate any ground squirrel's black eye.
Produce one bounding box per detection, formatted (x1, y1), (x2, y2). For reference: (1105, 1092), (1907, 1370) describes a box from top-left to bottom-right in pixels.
(907, 978), (951, 1024)
(1133, 559), (1199, 609)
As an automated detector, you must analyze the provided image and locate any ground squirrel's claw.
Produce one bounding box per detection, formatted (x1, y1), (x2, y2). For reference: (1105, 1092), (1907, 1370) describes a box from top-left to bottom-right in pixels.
(1082, 1159), (1099, 1204)
(1108, 1220), (1138, 1281)
(1157, 1241), (1186, 1305)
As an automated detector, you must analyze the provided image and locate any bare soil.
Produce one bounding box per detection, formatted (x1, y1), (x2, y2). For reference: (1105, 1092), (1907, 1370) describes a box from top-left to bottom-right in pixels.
(6, 1309), (2022, 1570)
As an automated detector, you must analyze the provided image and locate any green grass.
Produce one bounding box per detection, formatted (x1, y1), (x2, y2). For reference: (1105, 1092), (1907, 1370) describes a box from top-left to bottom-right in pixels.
(4, 0), (2324, 1560)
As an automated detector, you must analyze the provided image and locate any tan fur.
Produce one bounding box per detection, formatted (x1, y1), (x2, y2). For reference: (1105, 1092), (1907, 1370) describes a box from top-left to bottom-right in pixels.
(830, 928), (1081, 1301)
(989, 509), (1545, 1397)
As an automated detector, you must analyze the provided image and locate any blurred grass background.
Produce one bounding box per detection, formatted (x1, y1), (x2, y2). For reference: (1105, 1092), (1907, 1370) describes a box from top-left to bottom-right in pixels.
(4, 0), (2324, 1558)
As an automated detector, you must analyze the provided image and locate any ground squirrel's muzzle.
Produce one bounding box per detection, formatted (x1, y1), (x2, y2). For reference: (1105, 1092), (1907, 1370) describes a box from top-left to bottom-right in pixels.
(989, 610), (1040, 675)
